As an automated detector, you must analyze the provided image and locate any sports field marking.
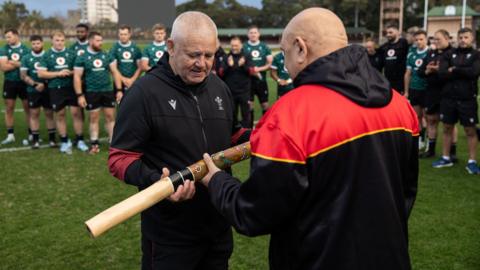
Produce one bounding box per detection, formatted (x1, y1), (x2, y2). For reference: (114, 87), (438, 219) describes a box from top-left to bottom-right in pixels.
(0, 137), (109, 153)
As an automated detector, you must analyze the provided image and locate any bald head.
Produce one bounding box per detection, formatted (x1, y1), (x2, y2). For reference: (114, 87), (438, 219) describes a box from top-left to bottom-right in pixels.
(167, 11), (218, 85)
(171, 11), (217, 44)
(281, 8), (348, 79)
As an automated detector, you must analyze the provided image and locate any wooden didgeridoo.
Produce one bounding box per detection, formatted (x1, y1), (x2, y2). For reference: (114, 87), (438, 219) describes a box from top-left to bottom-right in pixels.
(85, 142), (251, 238)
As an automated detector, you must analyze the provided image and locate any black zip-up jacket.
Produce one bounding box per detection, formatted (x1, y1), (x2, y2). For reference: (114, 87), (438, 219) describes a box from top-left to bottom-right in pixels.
(438, 46), (480, 100)
(379, 38), (409, 83)
(222, 51), (253, 96)
(418, 45), (452, 93)
(367, 50), (382, 72)
(207, 45), (419, 270)
(109, 53), (249, 244)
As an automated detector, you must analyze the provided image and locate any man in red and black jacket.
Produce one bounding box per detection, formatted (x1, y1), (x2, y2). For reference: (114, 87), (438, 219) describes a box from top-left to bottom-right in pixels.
(108, 12), (249, 270)
(201, 8), (419, 270)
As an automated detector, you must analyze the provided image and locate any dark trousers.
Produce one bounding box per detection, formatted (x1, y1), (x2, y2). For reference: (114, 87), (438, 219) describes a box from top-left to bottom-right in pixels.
(141, 230), (233, 270)
(233, 93), (251, 128)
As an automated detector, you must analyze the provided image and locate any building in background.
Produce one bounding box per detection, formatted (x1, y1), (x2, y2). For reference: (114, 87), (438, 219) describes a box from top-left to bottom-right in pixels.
(427, 5), (480, 41)
(118, 0), (175, 30)
(379, 0), (404, 43)
(78, 0), (118, 25)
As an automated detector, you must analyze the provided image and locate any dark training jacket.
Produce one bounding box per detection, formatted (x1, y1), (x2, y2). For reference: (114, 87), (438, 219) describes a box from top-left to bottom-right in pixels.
(108, 53), (249, 244)
(208, 45), (419, 270)
(417, 45), (452, 94)
(438, 46), (480, 100)
(222, 51), (253, 96)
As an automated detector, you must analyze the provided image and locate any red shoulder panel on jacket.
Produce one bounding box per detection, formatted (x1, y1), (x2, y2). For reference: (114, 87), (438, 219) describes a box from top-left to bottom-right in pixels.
(251, 85), (419, 163)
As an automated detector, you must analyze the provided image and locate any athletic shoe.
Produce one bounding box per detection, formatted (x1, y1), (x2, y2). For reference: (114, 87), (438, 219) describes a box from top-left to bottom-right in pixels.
(1, 134), (15, 145)
(466, 161), (480, 175)
(31, 141), (40, 149)
(60, 141), (72, 155)
(432, 157), (453, 168)
(49, 141), (57, 148)
(89, 144), (100, 155)
(77, 140), (89, 152)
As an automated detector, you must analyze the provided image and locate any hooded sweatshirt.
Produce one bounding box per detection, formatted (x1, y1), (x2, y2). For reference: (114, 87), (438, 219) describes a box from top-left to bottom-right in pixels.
(208, 45), (419, 270)
(108, 53), (249, 244)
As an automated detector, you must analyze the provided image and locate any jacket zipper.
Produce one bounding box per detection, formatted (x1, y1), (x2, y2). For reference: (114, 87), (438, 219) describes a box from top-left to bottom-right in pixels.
(190, 92), (209, 151)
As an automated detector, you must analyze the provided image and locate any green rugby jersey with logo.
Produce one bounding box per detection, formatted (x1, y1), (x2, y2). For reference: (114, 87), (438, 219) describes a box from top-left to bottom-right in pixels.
(109, 41), (142, 78)
(69, 40), (89, 58)
(243, 41), (272, 81)
(37, 47), (75, 89)
(142, 41), (167, 67)
(271, 52), (294, 94)
(20, 51), (45, 93)
(0, 43), (30, 81)
(407, 47), (428, 91)
(74, 48), (115, 92)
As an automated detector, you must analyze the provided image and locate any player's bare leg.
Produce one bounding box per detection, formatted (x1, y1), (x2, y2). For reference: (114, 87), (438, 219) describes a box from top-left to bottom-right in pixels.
(88, 109), (101, 154)
(21, 98), (31, 140)
(103, 107), (115, 143)
(2, 98), (17, 144)
(44, 108), (56, 147)
(29, 107), (40, 148)
(56, 108), (72, 154)
(71, 106), (88, 152)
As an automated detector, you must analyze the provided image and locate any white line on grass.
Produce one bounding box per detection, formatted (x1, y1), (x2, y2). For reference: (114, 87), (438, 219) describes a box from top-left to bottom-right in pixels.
(0, 109), (25, 113)
(0, 137), (109, 153)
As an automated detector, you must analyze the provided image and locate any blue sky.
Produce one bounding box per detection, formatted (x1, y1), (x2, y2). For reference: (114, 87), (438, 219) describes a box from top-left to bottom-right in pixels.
(0, 0), (262, 17)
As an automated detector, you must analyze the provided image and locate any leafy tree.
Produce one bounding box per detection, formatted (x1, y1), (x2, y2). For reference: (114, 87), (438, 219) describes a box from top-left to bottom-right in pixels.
(0, 0), (28, 29)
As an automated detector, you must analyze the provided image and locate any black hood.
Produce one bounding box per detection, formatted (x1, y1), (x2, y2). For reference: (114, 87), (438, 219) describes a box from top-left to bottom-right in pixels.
(147, 52), (209, 96)
(294, 45), (392, 108)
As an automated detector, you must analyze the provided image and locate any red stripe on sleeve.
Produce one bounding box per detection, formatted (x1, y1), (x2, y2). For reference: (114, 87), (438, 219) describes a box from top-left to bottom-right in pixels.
(231, 127), (248, 145)
(108, 147), (143, 181)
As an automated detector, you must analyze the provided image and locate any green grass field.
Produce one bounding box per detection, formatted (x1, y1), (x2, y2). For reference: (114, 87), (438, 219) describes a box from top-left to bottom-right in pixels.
(0, 42), (479, 269)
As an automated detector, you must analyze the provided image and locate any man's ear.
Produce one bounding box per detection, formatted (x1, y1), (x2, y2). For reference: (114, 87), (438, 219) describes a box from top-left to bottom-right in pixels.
(294, 37), (307, 65)
(167, 38), (175, 56)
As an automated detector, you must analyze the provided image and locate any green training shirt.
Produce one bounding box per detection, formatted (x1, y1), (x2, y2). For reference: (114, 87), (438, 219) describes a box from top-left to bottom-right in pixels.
(74, 48), (115, 92)
(20, 50), (45, 93)
(407, 47), (428, 91)
(271, 52), (294, 95)
(0, 43), (30, 81)
(142, 41), (167, 68)
(243, 41), (272, 81)
(37, 47), (75, 89)
(69, 39), (89, 58)
(109, 41), (142, 78)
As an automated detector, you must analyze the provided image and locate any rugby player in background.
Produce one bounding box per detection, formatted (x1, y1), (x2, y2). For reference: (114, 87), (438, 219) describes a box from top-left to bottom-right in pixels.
(74, 31), (122, 154)
(0, 28), (31, 145)
(379, 25), (409, 94)
(142, 23), (168, 71)
(243, 25), (273, 127)
(109, 25), (142, 91)
(37, 31), (88, 154)
(20, 35), (56, 148)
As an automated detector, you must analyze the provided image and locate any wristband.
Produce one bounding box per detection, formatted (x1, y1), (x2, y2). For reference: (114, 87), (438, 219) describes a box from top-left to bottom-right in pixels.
(276, 79), (282, 83)
(115, 88), (123, 93)
(76, 93), (84, 97)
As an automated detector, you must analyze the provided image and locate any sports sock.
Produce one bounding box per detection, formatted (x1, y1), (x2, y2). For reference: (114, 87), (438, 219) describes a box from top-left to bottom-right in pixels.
(60, 136), (68, 143)
(76, 134), (84, 142)
(428, 138), (436, 153)
(450, 143), (457, 156)
(48, 129), (56, 142)
(7, 128), (14, 135)
(32, 130), (40, 143)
